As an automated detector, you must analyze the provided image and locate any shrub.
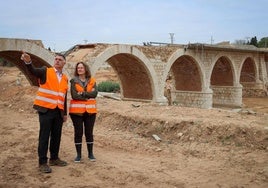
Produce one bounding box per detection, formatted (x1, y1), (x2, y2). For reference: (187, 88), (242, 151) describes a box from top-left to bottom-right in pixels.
(97, 81), (120, 93)
(0, 58), (14, 67)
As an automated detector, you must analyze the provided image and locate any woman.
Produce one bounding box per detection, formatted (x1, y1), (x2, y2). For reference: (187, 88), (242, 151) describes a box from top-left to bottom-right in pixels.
(69, 62), (98, 162)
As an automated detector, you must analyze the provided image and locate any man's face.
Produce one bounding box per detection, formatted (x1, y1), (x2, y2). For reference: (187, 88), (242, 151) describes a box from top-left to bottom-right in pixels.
(54, 55), (66, 69)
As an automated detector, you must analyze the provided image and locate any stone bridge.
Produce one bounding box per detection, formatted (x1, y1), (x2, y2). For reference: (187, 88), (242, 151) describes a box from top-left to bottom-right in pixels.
(1, 38), (268, 109)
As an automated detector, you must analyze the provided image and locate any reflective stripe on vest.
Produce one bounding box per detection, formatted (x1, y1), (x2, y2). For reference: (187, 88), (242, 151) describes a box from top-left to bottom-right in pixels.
(69, 99), (97, 114)
(35, 96), (64, 105)
(38, 87), (66, 98)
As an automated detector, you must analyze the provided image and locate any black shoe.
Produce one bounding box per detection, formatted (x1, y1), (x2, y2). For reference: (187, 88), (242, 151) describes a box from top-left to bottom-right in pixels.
(74, 156), (81, 163)
(49, 158), (67, 166)
(88, 154), (96, 162)
(39, 164), (52, 173)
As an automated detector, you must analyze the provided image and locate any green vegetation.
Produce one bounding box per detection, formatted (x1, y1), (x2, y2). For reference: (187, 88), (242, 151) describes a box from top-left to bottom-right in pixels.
(97, 81), (120, 93)
(257, 37), (268, 48)
(0, 58), (14, 67)
(235, 36), (268, 48)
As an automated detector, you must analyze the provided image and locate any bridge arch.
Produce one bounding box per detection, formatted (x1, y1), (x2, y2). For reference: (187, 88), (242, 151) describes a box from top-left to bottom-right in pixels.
(0, 38), (54, 86)
(163, 49), (211, 108)
(211, 56), (235, 86)
(90, 45), (159, 102)
(165, 49), (206, 91)
(172, 55), (203, 90)
(210, 55), (243, 107)
(239, 57), (257, 83)
(209, 54), (236, 86)
(238, 56), (266, 97)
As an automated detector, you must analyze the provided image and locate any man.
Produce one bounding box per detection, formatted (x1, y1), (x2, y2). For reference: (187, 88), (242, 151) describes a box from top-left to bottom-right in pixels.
(164, 76), (173, 106)
(21, 51), (68, 173)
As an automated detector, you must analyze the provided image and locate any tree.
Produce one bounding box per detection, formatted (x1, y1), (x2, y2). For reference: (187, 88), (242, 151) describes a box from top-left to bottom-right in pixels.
(249, 36), (258, 47)
(258, 37), (268, 48)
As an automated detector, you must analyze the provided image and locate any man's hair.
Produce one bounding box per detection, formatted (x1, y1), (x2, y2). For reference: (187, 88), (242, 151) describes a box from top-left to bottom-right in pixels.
(55, 53), (66, 61)
(74, 61), (91, 78)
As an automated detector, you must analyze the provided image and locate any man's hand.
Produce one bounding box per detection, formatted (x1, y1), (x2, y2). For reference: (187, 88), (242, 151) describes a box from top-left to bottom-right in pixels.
(63, 115), (67, 122)
(21, 51), (31, 63)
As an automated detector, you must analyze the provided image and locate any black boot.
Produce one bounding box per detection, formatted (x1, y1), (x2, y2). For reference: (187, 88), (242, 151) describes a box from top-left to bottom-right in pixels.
(74, 144), (82, 163)
(87, 143), (96, 162)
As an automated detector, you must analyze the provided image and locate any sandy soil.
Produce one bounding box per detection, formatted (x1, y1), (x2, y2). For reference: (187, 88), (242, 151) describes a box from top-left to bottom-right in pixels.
(0, 66), (268, 188)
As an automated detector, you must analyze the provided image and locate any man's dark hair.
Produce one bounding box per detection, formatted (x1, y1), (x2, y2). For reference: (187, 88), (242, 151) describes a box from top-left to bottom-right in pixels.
(55, 53), (66, 61)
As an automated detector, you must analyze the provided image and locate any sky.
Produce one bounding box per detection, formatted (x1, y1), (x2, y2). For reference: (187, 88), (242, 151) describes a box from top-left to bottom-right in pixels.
(1, 0), (267, 52)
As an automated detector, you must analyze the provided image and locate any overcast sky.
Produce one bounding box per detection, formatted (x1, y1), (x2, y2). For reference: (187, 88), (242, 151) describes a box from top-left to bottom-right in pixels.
(1, 0), (267, 52)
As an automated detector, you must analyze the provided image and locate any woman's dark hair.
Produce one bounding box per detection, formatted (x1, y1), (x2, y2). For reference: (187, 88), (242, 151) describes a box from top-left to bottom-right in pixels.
(74, 61), (91, 78)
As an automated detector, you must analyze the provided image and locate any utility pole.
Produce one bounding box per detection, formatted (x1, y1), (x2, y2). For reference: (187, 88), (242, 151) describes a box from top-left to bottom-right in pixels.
(169, 33), (175, 44)
(210, 36), (214, 44)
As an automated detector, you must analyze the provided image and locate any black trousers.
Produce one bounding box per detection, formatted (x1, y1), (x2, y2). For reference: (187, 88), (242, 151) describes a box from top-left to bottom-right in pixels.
(70, 113), (96, 144)
(38, 108), (63, 165)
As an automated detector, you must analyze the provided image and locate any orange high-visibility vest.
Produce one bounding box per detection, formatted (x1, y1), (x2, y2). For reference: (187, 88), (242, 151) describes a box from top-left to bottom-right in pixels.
(69, 78), (97, 114)
(34, 68), (68, 110)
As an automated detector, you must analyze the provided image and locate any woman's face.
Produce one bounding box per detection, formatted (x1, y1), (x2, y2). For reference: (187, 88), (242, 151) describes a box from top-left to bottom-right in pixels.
(77, 63), (86, 75)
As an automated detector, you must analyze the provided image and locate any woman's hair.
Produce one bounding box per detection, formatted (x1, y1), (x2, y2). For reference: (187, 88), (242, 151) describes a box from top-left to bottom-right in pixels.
(74, 61), (91, 78)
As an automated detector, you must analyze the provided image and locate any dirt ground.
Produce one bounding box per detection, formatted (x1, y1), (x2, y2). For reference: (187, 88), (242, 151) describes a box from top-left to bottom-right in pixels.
(0, 66), (268, 188)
